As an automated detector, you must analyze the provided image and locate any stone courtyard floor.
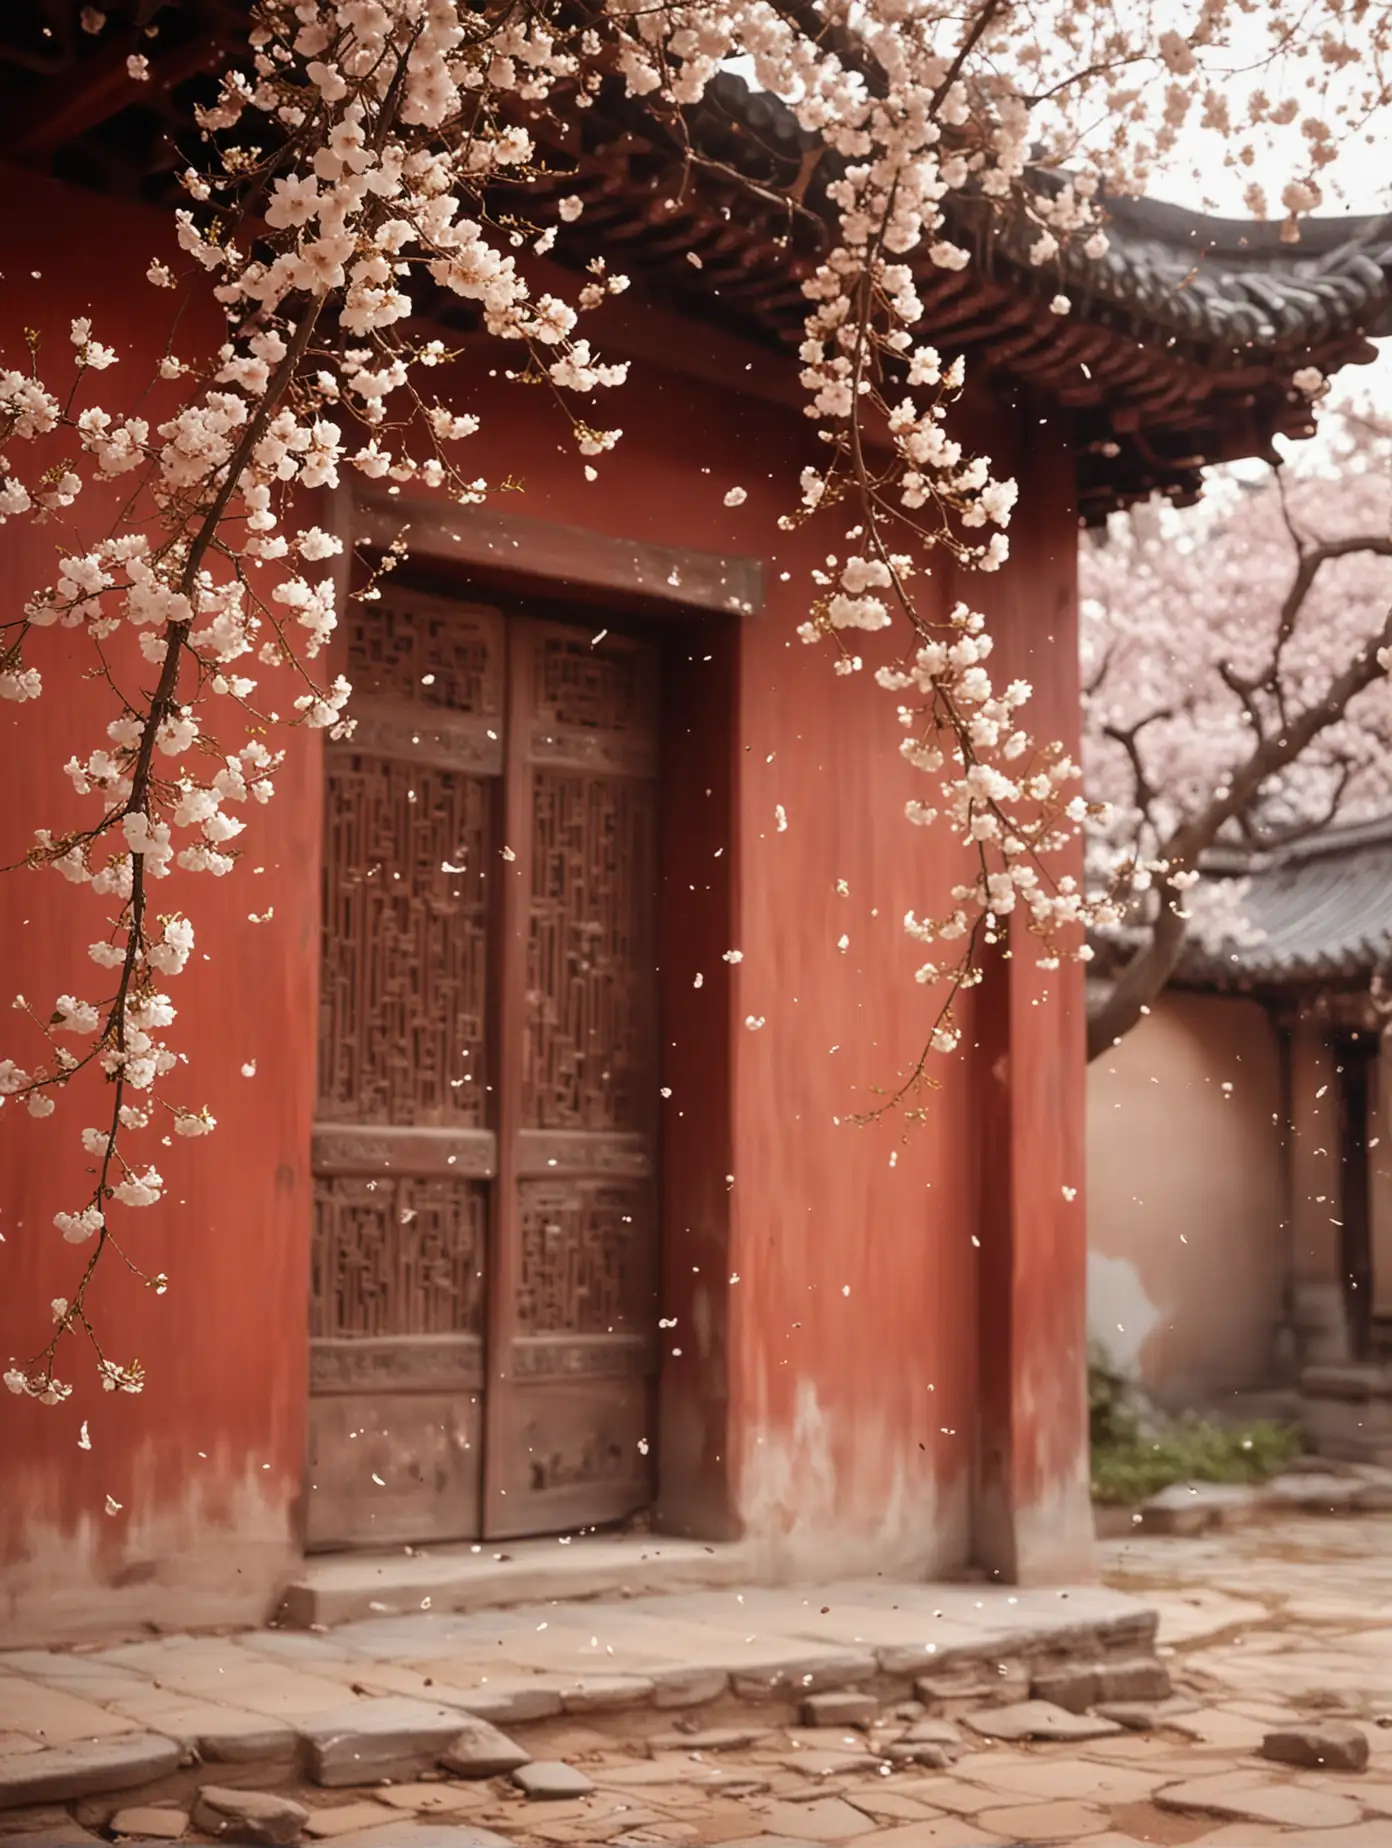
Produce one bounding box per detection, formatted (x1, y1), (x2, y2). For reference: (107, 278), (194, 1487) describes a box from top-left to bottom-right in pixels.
(7, 1514), (1392, 1846)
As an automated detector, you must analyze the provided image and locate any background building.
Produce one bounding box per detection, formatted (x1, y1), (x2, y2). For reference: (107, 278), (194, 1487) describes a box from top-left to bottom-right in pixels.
(1088, 819), (1392, 1443)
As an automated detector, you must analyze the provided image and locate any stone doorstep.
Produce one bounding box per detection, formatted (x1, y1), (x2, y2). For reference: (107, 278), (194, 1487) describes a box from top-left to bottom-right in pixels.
(278, 1541), (762, 1630)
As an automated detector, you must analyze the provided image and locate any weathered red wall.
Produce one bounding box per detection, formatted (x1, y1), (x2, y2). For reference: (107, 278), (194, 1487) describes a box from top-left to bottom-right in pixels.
(0, 175), (321, 1643)
(964, 406), (1094, 1583)
(0, 172), (1089, 1631)
(726, 572), (982, 1577)
(445, 348), (993, 1576)
(708, 393), (1088, 1582)
(718, 390), (1091, 1581)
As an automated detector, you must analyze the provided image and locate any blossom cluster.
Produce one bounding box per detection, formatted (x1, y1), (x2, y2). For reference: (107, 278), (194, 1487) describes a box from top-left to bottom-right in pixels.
(4, 0), (1389, 1393)
(2, 0), (637, 1400)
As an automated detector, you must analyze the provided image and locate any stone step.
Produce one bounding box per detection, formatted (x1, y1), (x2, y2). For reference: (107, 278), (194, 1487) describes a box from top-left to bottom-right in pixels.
(1135, 1466), (1392, 1535)
(279, 1536), (760, 1629)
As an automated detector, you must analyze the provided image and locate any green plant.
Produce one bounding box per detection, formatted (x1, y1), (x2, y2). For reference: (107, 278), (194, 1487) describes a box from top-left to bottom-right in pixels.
(1089, 1344), (1140, 1451)
(1088, 1350), (1302, 1506)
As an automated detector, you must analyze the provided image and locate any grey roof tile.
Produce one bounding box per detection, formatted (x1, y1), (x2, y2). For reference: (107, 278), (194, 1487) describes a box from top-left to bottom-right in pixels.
(1182, 819), (1392, 985)
(695, 75), (1392, 360)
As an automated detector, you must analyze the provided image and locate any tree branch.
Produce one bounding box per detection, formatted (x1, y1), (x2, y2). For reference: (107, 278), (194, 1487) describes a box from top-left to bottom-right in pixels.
(1101, 709), (1172, 822)
(1087, 602), (1392, 1060)
(1269, 535), (1392, 680)
(1244, 757), (1353, 853)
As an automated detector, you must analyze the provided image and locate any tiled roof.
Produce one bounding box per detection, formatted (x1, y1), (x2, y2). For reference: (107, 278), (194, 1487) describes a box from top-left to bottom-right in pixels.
(1181, 818), (1392, 988)
(3, 21), (1391, 518)
(680, 78), (1392, 361)
(522, 76), (1392, 518)
(1031, 198), (1392, 352)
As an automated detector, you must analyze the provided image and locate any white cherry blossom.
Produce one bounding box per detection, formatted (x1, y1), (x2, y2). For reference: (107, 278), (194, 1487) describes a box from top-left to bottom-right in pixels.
(3, 0), (1389, 1397)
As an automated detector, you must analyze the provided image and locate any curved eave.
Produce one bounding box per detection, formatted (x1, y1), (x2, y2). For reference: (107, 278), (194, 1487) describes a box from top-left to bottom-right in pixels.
(1179, 832), (1392, 990)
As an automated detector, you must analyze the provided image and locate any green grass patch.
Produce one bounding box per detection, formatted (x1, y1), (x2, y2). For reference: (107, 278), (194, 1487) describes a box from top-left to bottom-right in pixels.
(1089, 1348), (1302, 1507)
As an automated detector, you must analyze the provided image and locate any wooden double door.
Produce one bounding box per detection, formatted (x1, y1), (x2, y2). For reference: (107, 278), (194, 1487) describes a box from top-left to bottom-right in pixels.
(306, 589), (661, 1549)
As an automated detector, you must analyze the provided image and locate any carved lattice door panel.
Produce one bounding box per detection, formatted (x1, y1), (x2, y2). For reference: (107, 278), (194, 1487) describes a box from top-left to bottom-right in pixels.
(308, 599), (659, 1549)
(485, 623), (660, 1538)
(307, 590), (502, 1549)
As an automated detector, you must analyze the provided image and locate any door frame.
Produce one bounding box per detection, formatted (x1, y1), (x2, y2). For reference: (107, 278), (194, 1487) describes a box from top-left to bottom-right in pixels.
(302, 485), (757, 1551)
(1336, 1029), (1376, 1363)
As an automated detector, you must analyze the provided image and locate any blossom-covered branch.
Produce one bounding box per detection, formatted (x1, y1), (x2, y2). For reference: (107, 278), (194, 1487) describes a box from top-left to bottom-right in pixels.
(4, 0), (1389, 1396)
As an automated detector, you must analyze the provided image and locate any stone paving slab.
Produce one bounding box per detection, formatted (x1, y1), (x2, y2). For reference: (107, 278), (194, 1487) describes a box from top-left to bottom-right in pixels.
(2, 1825), (105, 1840)
(108, 1804), (188, 1839)
(1197, 1826), (1392, 1847)
(1134, 1467), (1392, 1537)
(101, 1693), (299, 1764)
(314, 1827), (516, 1848)
(338, 1671), (570, 1728)
(0, 1734), (180, 1807)
(616, 1588), (1156, 1666)
(1133, 1587), (1270, 1647)
(0, 1576), (1157, 1812)
(93, 1642), (369, 1722)
(307, 1617), (533, 1661)
(944, 1755), (1164, 1803)
(845, 1822), (1000, 1846)
(298, 1698), (486, 1788)
(976, 1797), (1110, 1840)
(1156, 1770), (1366, 1829)
(304, 1800), (400, 1838)
(0, 1657), (155, 1706)
(0, 1677), (138, 1751)
(644, 1668), (732, 1711)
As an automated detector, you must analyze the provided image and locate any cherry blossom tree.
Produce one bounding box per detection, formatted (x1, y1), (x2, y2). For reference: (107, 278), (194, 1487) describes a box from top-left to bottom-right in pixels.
(3, 0), (1392, 1399)
(1082, 408), (1392, 1061)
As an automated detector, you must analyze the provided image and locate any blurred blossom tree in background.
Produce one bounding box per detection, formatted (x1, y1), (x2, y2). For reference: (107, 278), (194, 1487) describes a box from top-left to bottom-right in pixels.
(1082, 392), (1392, 1059)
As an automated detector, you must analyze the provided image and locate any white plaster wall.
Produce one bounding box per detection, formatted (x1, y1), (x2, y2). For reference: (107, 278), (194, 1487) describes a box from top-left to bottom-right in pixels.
(1086, 991), (1286, 1410)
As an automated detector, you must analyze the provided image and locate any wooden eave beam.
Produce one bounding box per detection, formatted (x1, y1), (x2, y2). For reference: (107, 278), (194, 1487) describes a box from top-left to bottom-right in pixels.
(353, 488), (764, 619)
(3, 23), (228, 163)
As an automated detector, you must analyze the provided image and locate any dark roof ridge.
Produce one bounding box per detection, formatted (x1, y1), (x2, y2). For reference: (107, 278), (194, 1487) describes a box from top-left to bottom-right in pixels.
(703, 70), (1392, 274)
(1094, 193), (1392, 264)
(1202, 812), (1392, 878)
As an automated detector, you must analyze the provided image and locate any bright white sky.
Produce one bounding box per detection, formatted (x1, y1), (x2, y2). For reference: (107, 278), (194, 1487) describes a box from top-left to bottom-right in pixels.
(1297, 341), (1392, 453)
(1158, 147), (1390, 219)
(1150, 99), (1391, 219)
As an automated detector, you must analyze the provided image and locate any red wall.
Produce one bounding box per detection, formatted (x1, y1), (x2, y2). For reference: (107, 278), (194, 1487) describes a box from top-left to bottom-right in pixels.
(965, 409), (1094, 1582)
(719, 398), (1088, 1580)
(726, 577), (981, 1576)
(0, 170), (1089, 1633)
(0, 176), (321, 1642)
(442, 346), (995, 1576)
